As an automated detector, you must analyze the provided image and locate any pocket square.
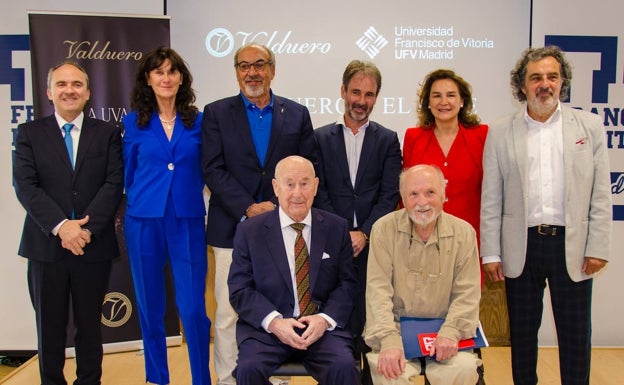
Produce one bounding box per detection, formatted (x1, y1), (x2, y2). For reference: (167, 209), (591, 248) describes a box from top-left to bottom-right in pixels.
(322, 252), (331, 259)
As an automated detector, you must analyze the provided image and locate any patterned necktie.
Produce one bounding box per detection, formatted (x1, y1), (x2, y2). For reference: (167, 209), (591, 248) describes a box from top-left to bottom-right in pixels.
(62, 123), (74, 168)
(290, 223), (315, 317)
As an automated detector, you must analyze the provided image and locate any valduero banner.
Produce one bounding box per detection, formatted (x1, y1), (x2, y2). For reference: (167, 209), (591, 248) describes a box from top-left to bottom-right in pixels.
(27, 11), (181, 354)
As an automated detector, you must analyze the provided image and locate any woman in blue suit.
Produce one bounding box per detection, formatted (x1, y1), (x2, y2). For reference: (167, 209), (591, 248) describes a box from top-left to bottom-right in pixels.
(122, 46), (211, 385)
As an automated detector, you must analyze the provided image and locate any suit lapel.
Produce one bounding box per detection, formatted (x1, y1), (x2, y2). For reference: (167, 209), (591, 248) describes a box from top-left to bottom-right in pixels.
(264, 211), (296, 299)
(73, 118), (95, 176)
(265, 96), (284, 165)
(460, 124), (485, 174)
(561, 106), (577, 201)
(511, 111), (528, 203)
(229, 97), (260, 167)
(330, 124), (353, 189)
(354, 122), (377, 188)
(168, 118), (184, 149)
(308, 209), (327, 293)
(44, 115), (74, 172)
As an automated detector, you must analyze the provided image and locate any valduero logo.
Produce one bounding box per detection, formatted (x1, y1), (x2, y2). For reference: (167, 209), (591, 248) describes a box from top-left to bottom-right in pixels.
(101, 291), (132, 328)
(205, 28), (235, 58)
(204, 27), (331, 58)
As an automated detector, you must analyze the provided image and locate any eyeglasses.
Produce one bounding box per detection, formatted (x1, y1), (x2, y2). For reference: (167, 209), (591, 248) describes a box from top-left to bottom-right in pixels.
(234, 59), (272, 72)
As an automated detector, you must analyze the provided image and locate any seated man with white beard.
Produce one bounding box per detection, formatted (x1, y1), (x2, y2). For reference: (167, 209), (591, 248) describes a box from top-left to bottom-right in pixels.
(363, 164), (482, 385)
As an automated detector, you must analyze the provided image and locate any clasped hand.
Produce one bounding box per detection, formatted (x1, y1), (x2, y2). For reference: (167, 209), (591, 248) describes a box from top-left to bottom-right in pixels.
(377, 336), (458, 380)
(58, 215), (91, 255)
(268, 314), (329, 350)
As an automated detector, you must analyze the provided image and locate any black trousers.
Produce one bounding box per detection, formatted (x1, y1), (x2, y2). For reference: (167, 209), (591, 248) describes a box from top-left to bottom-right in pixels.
(28, 256), (112, 385)
(505, 227), (592, 385)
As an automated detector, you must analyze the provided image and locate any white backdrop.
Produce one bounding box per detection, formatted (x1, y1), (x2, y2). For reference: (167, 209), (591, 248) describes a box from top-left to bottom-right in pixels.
(1, 0), (622, 351)
(169, 0), (529, 139)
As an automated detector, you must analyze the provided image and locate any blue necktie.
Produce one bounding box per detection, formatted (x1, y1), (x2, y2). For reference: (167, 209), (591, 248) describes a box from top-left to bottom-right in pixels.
(62, 123), (74, 168)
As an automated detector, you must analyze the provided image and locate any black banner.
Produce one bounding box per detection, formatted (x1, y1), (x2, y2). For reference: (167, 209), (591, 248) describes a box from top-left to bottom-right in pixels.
(28, 12), (179, 354)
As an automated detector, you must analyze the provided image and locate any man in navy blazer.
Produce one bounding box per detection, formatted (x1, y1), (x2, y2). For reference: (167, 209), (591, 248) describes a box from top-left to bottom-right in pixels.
(12, 62), (123, 385)
(202, 43), (318, 384)
(314, 60), (402, 384)
(228, 156), (360, 385)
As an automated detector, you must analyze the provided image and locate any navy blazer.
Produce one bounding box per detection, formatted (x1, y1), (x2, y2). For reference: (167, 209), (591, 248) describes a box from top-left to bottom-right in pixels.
(122, 111), (206, 218)
(228, 208), (357, 346)
(202, 94), (318, 248)
(313, 121), (402, 235)
(13, 114), (123, 262)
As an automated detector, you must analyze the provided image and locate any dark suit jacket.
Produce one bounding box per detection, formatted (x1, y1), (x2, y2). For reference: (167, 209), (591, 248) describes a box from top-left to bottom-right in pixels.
(228, 208), (357, 346)
(202, 93), (318, 248)
(13, 114), (123, 262)
(313, 121), (402, 236)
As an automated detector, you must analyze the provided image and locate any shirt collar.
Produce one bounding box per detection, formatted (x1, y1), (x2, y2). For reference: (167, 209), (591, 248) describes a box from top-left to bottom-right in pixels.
(524, 101), (562, 125)
(55, 111), (85, 131)
(397, 209), (452, 241)
(278, 206), (312, 229)
(338, 115), (369, 134)
(240, 90), (274, 110)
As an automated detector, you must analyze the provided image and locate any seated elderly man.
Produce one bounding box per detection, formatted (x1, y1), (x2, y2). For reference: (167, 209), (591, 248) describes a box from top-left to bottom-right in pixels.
(228, 155), (360, 385)
(363, 164), (482, 385)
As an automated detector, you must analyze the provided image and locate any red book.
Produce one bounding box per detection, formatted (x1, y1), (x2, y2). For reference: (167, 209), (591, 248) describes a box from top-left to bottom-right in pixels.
(401, 317), (488, 359)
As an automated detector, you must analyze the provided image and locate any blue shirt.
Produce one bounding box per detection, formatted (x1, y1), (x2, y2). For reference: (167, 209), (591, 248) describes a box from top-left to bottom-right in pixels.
(241, 91), (274, 167)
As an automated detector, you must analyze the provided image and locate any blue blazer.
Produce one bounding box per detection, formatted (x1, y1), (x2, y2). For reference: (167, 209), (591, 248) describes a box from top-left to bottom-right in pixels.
(313, 121), (402, 235)
(202, 94), (318, 248)
(228, 208), (357, 346)
(122, 111), (206, 218)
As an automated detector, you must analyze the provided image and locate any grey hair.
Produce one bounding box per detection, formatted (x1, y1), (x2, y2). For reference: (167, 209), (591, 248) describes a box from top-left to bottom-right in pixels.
(510, 46), (572, 102)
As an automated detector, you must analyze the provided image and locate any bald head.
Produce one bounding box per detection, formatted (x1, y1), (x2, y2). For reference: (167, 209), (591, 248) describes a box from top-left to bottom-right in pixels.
(273, 156), (319, 222)
(400, 164), (446, 228)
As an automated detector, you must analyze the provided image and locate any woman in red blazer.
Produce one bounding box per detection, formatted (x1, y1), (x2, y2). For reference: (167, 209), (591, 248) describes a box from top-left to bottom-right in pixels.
(403, 69), (488, 279)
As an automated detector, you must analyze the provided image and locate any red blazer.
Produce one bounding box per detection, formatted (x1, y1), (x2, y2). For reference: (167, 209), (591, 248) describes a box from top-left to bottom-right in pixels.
(403, 123), (488, 245)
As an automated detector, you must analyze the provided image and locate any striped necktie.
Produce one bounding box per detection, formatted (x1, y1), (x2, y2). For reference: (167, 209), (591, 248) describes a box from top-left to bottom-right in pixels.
(290, 223), (316, 317)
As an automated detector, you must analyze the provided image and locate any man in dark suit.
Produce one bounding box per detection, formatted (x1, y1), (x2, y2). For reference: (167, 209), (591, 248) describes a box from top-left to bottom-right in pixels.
(202, 43), (318, 385)
(228, 155), (360, 385)
(12, 61), (123, 385)
(314, 60), (402, 384)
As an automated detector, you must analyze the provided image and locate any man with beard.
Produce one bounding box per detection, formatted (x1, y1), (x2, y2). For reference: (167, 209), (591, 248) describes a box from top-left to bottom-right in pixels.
(313, 59), (402, 384)
(202, 43), (318, 385)
(481, 46), (611, 385)
(363, 165), (482, 385)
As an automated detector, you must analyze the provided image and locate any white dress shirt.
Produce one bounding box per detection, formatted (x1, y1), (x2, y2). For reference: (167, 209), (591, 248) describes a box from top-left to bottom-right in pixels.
(339, 115), (369, 227)
(260, 207), (336, 332)
(51, 112), (85, 236)
(482, 103), (565, 264)
(526, 103), (565, 227)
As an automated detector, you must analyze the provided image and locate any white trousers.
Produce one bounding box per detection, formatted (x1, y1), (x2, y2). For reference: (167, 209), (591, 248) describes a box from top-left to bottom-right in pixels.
(212, 247), (238, 385)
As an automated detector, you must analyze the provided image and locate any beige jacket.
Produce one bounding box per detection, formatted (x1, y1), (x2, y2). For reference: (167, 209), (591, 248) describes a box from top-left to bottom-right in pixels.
(363, 210), (481, 352)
